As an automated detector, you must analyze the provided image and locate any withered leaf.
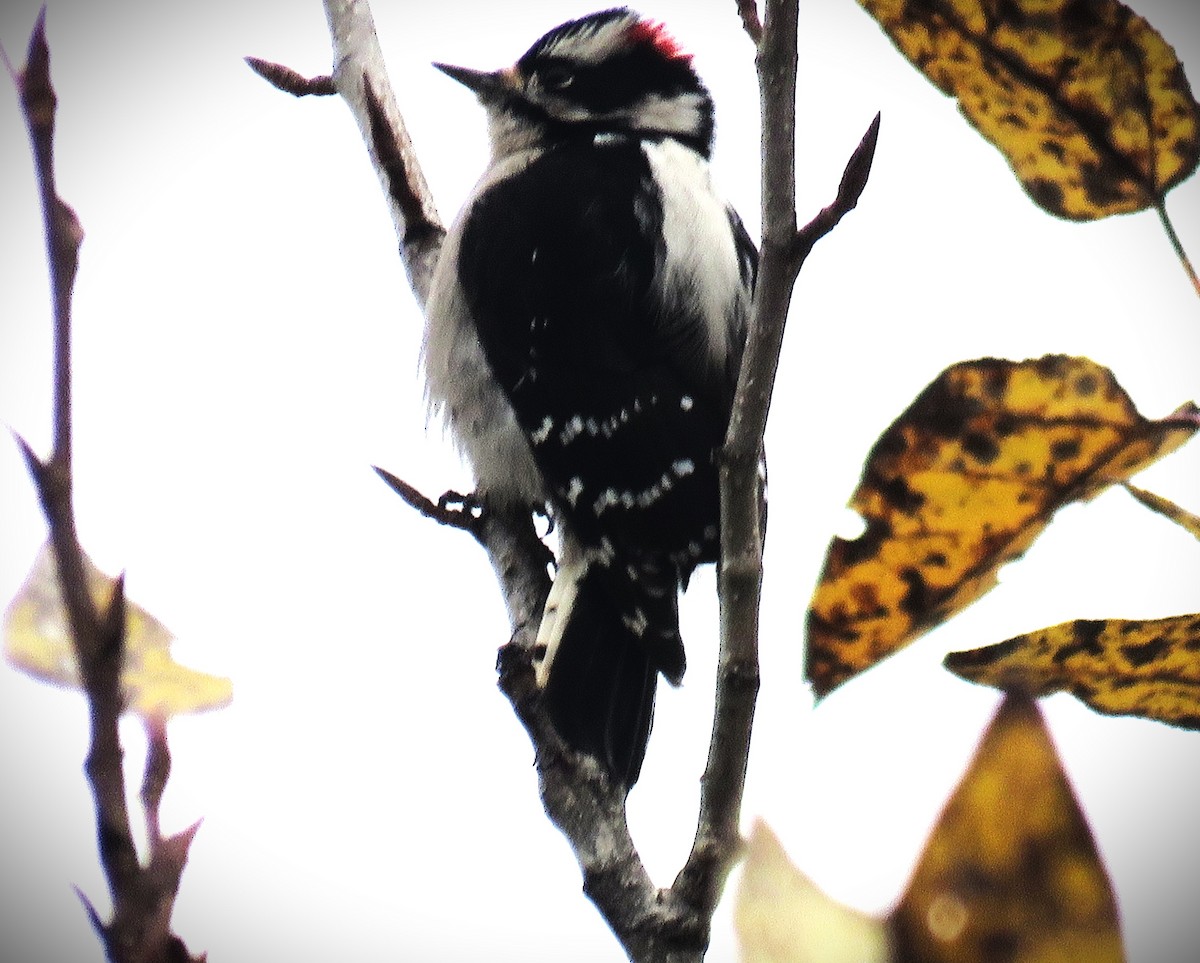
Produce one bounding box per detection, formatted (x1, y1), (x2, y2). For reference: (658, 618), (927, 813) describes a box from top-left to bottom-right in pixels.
(946, 614), (1200, 729)
(2, 542), (232, 720)
(858, 0), (1200, 219)
(806, 355), (1198, 697)
(735, 820), (890, 963)
(890, 693), (1124, 963)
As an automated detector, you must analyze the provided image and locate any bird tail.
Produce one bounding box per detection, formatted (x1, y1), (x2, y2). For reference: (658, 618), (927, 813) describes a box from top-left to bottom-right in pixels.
(535, 545), (683, 789)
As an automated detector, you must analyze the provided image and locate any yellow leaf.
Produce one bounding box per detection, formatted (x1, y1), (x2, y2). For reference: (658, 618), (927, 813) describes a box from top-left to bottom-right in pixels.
(1123, 483), (1200, 540)
(858, 0), (1200, 219)
(3, 542), (232, 720)
(945, 614), (1200, 729)
(890, 693), (1124, 962)
(735, 820), (891, 963)
(806, 355), (1198, 697)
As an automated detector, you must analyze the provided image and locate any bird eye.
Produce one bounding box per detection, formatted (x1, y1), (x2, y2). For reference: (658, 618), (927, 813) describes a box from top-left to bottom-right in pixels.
(539, 66), (575, 91)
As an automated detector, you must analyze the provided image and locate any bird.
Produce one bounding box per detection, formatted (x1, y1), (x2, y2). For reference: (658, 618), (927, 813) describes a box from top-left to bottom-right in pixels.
(423, 8), (757, 789)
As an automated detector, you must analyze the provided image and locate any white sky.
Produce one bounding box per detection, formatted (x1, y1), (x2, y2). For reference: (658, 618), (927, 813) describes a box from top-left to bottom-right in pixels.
(1, 1), (1198, 960)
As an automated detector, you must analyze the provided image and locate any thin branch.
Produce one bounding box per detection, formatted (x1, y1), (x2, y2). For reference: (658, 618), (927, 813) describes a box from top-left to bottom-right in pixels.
(322, 0), (445, 304)
(372, 467), (483, 534)
(11, 14), (200, 962)
(735, 0), (764, 44)
(249, 0), (446, 303)
(244, 57), (335, 97)
(676, 1), (880, 926)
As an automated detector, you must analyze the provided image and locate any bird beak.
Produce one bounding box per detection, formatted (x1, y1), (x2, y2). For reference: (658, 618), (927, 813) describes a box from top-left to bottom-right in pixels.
(433, 63), (519, 102)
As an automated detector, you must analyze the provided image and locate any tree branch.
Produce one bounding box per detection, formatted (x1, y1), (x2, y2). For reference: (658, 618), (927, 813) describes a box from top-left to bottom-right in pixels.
(735, 1), (764, 45)
(10, 13), (200, 962)
(322, 0), (445, 305)
(244, 57), (336, 97)
(675, 0), (880, 929)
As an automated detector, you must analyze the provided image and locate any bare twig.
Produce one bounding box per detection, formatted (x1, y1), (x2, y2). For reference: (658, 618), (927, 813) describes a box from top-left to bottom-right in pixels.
(244, 57), (335, 97)
(322, 0), (445, 303)
(675, 0), (879, 925)
(372, 467), (483, 534)
(735, 0), (764, 44)
(11, 14), (200, 962)
(249, 0), (446, 301)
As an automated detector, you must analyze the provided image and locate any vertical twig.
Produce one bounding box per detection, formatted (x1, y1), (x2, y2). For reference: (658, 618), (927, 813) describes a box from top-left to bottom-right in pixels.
(673, 0), (800, 919)
(10, 14), (200, 962)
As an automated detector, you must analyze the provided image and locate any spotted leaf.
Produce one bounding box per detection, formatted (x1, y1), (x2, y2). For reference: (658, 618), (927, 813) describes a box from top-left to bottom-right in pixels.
(890, 693), (1123, 962)
(3, 542), (232, 720)
(806, 355), (1198, 697)
(858, 0), (1200, 219)
(946, 614), (1200, 729)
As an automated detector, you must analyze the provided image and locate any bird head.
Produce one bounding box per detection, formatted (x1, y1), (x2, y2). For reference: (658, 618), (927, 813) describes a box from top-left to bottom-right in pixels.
(434, 8), (714, 158)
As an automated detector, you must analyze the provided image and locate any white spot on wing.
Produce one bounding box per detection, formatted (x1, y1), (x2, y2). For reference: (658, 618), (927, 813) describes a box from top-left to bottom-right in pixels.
(563, 477), (585, 507)
(530, 416), (555, 445)
(559, 415), (585, 444)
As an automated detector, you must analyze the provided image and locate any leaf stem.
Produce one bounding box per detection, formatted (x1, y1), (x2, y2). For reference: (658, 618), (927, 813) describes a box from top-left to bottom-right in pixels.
(1155, 199), (1200, 299)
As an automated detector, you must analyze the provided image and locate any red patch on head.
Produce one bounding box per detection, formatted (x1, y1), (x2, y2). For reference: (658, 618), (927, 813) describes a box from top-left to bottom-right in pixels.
(627, 18), (692, 62)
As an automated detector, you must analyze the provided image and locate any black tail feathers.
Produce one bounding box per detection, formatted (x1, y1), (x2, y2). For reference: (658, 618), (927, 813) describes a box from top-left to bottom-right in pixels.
(541, 563), (682, 789)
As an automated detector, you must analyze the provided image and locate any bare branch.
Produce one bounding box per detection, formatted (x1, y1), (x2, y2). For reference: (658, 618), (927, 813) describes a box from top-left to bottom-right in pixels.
(322, 0), (445, 304)
(677, 0), (879, 925)
(249, 0), (447, 303)
(11, 15), (201, 962)
(735, 0), (764, 45)
(372, 467), (483, 534)
(244, 56), (335, 97)
(791, 112), (880, 265)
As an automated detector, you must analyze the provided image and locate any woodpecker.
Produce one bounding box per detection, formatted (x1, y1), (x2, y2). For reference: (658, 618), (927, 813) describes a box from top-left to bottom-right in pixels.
(424, 8), (756, 788)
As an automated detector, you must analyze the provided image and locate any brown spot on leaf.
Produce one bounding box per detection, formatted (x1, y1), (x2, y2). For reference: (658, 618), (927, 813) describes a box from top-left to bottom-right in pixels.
(1050, 437), (1082, 461)
(964, 431), (1002, 464)
(1121, 635), (1170, 667)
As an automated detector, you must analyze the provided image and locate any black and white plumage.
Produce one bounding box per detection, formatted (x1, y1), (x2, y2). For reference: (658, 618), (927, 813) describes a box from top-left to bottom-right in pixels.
(424, 8), (757, 787)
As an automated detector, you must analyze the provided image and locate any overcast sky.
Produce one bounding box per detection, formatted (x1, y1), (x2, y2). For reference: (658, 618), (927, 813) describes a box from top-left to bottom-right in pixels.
(1, 1), (1198, 960)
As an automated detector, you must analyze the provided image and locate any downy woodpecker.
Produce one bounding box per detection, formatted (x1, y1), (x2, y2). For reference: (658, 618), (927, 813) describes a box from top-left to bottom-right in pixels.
(424, 8), (756, 788)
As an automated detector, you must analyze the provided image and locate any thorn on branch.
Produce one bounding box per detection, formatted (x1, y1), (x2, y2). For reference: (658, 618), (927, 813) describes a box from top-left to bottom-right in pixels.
(17, 10), (53, 121)
(793, 112), (881, 261)
(13, 430), (45, 483)
(244, 56), (336, 97)
(74, 886), (105, 938)
(99, 571), (127, 649)
(835, 111), (881, 213)
(736, 0), (764, 44)
(372, 467), (484, 534)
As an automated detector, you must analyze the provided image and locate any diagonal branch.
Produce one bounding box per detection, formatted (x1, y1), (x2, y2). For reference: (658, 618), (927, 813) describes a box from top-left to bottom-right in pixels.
(322, 0), (445, 305)
(244, 57), (336, 97)
(735, 0), (764, 44)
